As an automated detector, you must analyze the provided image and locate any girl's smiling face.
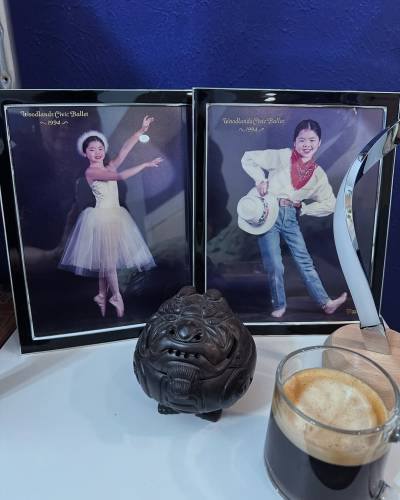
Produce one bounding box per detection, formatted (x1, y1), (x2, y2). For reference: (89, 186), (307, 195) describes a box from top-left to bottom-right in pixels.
(294, 128), (321, 162)
(84, 140), (105, 164)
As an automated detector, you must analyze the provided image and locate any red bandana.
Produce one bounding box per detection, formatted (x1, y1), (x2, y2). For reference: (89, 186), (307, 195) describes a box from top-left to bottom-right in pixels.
(290, 149), (317, 190)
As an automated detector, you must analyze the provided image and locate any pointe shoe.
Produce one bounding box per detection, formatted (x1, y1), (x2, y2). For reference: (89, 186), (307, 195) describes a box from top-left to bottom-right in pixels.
(93, 293), (106, 317)
(109, 293), (124, 318)
(271, 307), (286, 318)
(323, 292), (348, 315)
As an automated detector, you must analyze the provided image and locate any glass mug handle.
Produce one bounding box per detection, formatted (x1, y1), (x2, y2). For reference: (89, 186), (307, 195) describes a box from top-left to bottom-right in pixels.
(389, 422), (400, 443)
(378, 479), (400, 499)
(378, 422), (400, 499)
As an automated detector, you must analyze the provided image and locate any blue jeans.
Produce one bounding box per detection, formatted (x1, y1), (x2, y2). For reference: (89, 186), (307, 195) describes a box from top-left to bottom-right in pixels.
(257, 206), (330, 311)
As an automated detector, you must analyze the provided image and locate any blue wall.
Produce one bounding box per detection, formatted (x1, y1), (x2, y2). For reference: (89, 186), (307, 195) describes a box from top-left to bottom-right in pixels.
(7, 0), (400, 328)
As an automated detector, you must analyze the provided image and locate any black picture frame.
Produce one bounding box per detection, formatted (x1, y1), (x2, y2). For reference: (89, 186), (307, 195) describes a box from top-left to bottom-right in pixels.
(0, 89), (193, 352)
(193, 88), (399, 335)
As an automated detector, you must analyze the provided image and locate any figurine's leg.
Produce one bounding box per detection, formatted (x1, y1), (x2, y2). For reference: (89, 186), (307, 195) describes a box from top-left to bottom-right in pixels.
(158, 403), (179, 415)
(196, 409), (222, 422)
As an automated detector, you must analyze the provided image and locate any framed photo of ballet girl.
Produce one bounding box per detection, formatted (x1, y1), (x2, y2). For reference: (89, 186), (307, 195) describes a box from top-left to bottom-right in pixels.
(194, 88), (400, 334)
(0, 90), (192, 352)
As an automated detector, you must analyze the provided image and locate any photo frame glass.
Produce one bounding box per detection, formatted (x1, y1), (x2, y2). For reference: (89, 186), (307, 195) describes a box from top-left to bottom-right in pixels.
(2, 95), (192, 350)
(197, 91), (397, 331)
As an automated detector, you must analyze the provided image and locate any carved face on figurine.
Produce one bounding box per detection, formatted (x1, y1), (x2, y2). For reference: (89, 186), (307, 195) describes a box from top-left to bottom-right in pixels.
(134, 287), (257, 421)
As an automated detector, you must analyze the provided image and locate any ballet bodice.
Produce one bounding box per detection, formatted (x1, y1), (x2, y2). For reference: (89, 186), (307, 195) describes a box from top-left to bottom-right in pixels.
(91, 180), (120, 209)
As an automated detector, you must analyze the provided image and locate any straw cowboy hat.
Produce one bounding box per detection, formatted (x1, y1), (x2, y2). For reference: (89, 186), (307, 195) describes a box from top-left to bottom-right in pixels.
(237, 187), (279, 235)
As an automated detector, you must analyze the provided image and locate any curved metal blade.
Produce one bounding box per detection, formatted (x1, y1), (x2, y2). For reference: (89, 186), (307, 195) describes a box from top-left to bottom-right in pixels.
(333, 122), (400, 354)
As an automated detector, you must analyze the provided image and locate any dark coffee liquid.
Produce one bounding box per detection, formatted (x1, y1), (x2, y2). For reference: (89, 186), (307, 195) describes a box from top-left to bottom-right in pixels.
(265, 412), (386, 500)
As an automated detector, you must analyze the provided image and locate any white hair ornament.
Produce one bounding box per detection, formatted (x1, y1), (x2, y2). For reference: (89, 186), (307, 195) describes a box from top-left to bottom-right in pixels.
(77, 130), (109, 157)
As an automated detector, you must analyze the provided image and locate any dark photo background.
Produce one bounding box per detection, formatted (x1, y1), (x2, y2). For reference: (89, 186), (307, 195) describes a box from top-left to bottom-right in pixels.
(206, 105), (385, 323)
(5, 104), (191, 338)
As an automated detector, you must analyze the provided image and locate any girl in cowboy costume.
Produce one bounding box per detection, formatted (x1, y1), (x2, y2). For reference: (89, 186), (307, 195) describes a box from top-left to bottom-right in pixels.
(241, 119), (347, 318)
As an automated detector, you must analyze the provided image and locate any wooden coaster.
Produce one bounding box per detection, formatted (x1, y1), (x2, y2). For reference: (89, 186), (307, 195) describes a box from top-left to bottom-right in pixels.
(325, 324), (400, 386)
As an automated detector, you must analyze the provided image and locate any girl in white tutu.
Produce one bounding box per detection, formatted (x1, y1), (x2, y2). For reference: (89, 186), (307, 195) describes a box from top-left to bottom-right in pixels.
(59, 116), (162, 318)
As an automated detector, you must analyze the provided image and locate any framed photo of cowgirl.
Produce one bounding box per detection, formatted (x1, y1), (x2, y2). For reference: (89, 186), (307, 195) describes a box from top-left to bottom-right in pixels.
(194, 88), (400, 334)
(0, 90), (193, 352)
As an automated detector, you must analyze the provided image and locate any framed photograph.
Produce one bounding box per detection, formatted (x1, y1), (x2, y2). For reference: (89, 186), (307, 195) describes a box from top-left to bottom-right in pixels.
(0, 90), (192, 352)
(194, 88), (399, 334)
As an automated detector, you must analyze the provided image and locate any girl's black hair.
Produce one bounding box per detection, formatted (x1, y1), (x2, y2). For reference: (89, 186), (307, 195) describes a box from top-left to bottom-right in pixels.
(82, 135), (105, 153)
(293, 119), (322, 141)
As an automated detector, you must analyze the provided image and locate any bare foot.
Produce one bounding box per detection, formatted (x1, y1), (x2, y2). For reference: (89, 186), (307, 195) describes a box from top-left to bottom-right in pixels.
(271, 307), (286, 318)
(323, 292), (348, 315)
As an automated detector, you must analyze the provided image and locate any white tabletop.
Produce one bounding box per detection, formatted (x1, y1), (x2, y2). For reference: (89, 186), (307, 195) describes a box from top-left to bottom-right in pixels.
(1, 332), (399, 500)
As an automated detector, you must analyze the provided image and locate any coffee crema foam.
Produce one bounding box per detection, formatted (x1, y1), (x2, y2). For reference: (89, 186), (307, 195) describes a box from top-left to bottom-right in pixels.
(274, 368), (389, 466)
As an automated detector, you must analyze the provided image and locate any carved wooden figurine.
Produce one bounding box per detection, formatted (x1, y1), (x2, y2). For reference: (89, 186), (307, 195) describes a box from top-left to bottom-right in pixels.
(134, 286), (256, 421)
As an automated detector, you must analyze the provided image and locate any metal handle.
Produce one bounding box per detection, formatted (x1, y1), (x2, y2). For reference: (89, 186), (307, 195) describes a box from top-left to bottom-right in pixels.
(0, 22), (11, 89)
(333, 121), (400, 354)
(0, 0), (19, 89)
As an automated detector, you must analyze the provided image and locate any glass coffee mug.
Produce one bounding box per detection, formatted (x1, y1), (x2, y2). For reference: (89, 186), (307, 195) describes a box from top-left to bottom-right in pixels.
(264, 346), (400, 500)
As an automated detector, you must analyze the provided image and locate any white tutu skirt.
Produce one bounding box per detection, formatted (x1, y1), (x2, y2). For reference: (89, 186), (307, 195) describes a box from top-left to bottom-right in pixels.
(59, 206), (156, 277)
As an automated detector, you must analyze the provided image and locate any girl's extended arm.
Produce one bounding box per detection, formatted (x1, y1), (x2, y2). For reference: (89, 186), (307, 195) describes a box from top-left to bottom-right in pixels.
(241, 148), (289, 196)
(86, 157), (163, 183)
(108, 116), (154, 171)
(241, 148), (284, 183)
